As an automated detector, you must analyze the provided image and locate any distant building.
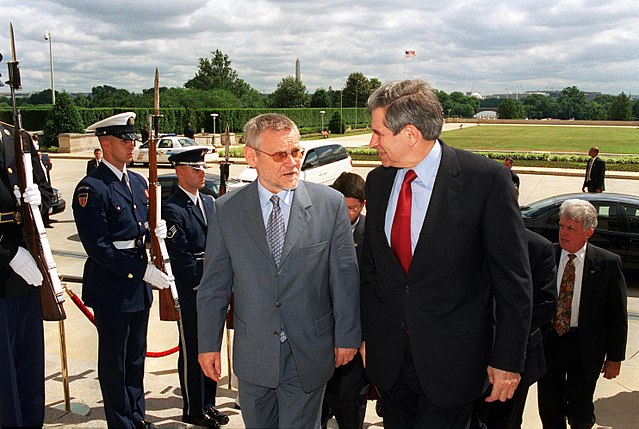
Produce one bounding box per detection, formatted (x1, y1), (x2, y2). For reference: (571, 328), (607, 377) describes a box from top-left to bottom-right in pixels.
(295, 58), (301, 82)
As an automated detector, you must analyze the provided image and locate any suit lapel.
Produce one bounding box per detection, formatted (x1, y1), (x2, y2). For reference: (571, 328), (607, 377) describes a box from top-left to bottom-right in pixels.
(371, 167), (404, 276)
(578, 244), (601, 322)
(408, 142), (461, 277)
(242, 182), (276, 266)
(280, 182), (311, 268)
(101, 164), (133, 202)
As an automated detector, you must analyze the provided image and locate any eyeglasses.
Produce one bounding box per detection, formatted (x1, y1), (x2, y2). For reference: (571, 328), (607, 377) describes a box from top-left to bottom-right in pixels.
(251, 146), (304, 162)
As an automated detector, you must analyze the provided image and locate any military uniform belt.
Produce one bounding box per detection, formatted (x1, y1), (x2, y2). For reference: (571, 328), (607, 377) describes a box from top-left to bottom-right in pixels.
(113, 237), (146, 249)
(0, 211), (20, 224)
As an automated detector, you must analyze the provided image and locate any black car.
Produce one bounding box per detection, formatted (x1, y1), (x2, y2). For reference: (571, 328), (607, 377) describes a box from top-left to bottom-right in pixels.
(158, 173), (244, 202)
(521, 193), (639, 270)
(49, 187), (66, 215)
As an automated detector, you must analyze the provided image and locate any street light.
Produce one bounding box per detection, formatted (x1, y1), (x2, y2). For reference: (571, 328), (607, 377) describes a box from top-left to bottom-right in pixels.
(210, 113), (219, 134)
(320, 110), (326, 132)
(43, 31), (55, 105)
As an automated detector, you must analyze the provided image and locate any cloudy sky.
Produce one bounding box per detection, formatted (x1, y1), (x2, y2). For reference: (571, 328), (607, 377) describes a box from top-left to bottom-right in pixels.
(1, 0), (638, 97)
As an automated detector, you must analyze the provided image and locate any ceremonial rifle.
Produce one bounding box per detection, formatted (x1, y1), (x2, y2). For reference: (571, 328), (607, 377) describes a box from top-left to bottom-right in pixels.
(148, 68), (180, 321)
(6, 23), (65, 321)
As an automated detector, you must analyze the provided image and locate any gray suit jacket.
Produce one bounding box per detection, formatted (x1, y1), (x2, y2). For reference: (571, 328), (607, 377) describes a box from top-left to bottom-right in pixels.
(197, 180), (361, 392)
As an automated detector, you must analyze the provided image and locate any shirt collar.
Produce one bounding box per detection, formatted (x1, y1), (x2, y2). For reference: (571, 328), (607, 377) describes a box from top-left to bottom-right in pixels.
(257, 180), (294, 210)
(400, 139), (442, 182)
(561, 242), (588, 265)
(178, 185), (199, 204)
(102, 158), (128, 180)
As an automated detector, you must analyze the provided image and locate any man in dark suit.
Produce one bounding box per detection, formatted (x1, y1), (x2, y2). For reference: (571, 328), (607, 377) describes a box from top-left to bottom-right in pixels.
(360, 79), (532, 428)
(582, 147), (605, 193)
(0, 122), (51, 428)
(474, 229), (557, 428)
(73, 112), (173, 429)
(86, 148), (102, 175)
(197, 113), (360, 428)
(321, 172), (369, 429)
(537, 198), (627, 429)
(163, 149), (228, 428)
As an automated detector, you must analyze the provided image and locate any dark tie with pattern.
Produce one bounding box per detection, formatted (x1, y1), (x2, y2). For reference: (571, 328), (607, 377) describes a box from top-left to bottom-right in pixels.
(391, 169), (417, 275)
(267, 195), (286, 342)
(121, 173), (131, 196)
(553, 253), (577, 336)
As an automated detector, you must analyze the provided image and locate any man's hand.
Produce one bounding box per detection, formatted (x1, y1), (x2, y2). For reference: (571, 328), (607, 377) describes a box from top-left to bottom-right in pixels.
(143, 264), (174, 289)
(199, 352), (222, 382)
(9, 246), (43, 287)
(601, 360), (621, 379)
(335, 347), (357, 367)
(360, 341), (366, 368)
(155, 219), (167, 240)
(582, 186), (587, 193)
(484, 366), (521, 402)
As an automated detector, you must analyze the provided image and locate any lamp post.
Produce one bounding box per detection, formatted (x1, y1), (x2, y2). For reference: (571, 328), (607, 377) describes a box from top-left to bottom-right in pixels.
(320, 110), (325, 132)
(43, 31), (55, 104)
(210, 113), (219, 147)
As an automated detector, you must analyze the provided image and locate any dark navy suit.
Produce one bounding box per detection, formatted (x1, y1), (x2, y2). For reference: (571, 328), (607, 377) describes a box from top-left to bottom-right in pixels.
(163, 188), (217, 418)
(73, 162), (152, 429)
(0, 122), (51, 428)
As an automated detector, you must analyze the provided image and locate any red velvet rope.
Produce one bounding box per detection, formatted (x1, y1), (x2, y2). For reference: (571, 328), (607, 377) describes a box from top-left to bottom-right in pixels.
(65, 288), (179, 358)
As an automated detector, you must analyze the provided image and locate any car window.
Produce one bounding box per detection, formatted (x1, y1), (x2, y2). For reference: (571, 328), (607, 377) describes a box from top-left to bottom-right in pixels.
(594, 203), (621, 232)
(302, 149), (320, 170)
(158, 178), (176, 200)
(178, 138), (198, 147)
(625, 204), (639, 234)
(316, 145), (335, 165)
(158, 139), (173, 149)
(332, 145), (349, 161)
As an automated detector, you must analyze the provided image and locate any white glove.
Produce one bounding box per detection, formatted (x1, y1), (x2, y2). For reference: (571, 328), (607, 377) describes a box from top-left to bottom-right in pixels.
(143, 264), (173, 289)
(9, 247), (43, 287)
(155, 219), (167, 240)
(144, 220), (167, 240)
(22, 184), (42, 207)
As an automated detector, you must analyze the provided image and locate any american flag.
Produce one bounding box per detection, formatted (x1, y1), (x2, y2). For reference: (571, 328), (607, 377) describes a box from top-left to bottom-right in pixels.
(405, 50), (416, 58)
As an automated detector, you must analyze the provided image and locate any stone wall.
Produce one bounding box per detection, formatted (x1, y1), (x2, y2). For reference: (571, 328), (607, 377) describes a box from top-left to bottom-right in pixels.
(57, 133), (100, 153)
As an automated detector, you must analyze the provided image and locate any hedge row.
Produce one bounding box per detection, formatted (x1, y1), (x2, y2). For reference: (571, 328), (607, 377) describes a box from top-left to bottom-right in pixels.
(0, 107), (371, 134)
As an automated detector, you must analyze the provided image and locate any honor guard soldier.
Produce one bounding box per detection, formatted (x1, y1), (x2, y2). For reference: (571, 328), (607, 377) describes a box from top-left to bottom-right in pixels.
(163, 149), (228, 428)
(0, 122), (51, 428)
(72, 112), (173, 429)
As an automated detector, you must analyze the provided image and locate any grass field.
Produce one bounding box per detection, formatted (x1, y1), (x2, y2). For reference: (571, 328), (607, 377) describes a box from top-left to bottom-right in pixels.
(440, 125), (639, 154)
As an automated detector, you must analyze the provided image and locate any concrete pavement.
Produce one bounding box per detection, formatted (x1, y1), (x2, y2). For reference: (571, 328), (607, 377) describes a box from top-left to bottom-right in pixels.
(40, 146), (639, 428)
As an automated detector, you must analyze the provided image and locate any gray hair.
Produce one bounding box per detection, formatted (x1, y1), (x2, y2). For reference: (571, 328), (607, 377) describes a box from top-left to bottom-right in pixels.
(243, 113), (300, 149)
(559, 199), (598, 230)
(367, 79), (444, 140)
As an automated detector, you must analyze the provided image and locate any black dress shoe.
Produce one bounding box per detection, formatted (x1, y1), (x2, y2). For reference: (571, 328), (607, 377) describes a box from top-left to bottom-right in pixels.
(203, 406), (229, 426)
(134, 420), (158, 429)
(182, 414), (221, 428)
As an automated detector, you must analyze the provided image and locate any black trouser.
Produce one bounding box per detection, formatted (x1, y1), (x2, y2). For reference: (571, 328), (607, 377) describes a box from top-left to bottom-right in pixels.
(537, 329), (597, 429)
(321, 353), (369, 429)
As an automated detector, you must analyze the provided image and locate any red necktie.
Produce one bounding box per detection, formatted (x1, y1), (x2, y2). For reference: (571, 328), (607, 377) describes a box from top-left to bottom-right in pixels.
(391, 170), (417, 275)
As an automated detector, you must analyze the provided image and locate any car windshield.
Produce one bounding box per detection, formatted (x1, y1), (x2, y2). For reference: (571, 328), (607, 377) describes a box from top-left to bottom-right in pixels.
(178, 138), (198, 147)
(520, 196), (560, 215)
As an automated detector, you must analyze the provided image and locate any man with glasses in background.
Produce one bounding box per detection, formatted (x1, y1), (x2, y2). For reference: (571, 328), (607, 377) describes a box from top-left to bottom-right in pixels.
(197, 113), (361, 429)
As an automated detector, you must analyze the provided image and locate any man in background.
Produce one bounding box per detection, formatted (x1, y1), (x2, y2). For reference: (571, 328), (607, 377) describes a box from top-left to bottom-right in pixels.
(538, 199), (627, 429)
(163, 148), (228, 428)
(582, 147), (605, 193)
(86, 148), (102, 175)
(321, 172), (370, 429)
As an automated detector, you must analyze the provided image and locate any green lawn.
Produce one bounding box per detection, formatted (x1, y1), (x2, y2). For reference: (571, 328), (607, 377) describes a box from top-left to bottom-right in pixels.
(440, 125), (639, 154)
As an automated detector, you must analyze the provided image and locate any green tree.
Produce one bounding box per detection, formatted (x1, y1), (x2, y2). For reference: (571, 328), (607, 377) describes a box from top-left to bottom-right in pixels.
(184, 49), (264, 107)
(90, 85), (138, 107)
(268, 76), (309, 108)
(42, 92), (84, 147)
(497, 98), (525, 119)
(523, 94), (558, 119)
(73, 94), (91, 108)
(633, 99), (639, 120)
(26, 89), (57, 105)
(342, 72), (379, 107)
(557, 86), (588, 120)
(607, 92), (633, 121)
(311, 88), (332, 107)
(328, 111), (344, 134)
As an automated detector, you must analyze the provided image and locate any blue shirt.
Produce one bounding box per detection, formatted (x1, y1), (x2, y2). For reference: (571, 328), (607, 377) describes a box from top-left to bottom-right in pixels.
(257, 181), (294, 233)
(384, 140), (442, 253)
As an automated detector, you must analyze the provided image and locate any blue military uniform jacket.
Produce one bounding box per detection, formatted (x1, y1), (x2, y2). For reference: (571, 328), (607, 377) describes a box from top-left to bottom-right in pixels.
(72, 162), (152, 312)
(163, 188), (213, 293)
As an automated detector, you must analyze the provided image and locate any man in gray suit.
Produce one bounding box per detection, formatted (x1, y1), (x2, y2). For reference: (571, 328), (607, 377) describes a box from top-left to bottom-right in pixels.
(197, 113), (361, 428)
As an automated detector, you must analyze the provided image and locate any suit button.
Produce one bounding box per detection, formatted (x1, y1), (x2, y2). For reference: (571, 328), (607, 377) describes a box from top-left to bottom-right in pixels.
(133, 204), (137, 209)
(138, 222), (142, 227)
(275, 301), (281, 308)
(404, 285), (410, 293)
(128, 273), (133, 279)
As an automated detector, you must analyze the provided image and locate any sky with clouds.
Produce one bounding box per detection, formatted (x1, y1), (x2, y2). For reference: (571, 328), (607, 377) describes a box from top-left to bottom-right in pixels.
(1, 0), (638, 98)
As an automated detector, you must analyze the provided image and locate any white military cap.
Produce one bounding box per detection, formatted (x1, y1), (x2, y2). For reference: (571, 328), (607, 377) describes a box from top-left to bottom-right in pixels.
(86, 112), (138, 140)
